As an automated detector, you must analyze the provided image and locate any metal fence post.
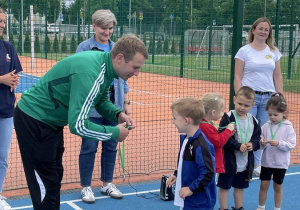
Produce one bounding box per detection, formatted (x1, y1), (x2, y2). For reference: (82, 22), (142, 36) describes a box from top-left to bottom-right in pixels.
(180, 0), (186, 78)
(229, 0), (244, 110)
(288, 0), (295, 79)
(152, 0), (156, 64)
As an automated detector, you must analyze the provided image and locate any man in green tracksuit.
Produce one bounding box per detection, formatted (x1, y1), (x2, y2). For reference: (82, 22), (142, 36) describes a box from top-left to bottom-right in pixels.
(13, 34), (148, 210)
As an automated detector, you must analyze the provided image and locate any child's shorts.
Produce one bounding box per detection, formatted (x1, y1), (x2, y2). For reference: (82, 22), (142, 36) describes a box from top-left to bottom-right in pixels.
(260, 166), (287, 184)
(217, 170), (249, 190)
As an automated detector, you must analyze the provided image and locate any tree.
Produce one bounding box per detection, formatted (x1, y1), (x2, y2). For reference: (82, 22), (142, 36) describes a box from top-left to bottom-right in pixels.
(156, 37), (162, 54)
(0, 0), (8, 10)
(143, 33), (147, 46)
(244, 0), (276, 25)
(9, 33), (15, 47)
(69, 0), (120, 25)
(148, 36), (154, 54)
(61, 0), (70, 24)
(11, 0), (60, 25)
(24, 32), (30, 53)
(171, 39), (175, 54)
(34, 34), (40, 53)
(53, 34), (59, 53)
(61, 34), (67, 53)
(44, 35), (51, 53)
(111, 35), (117, 42)
(70, 34), (77, 53)
(163, 37), (169, 54)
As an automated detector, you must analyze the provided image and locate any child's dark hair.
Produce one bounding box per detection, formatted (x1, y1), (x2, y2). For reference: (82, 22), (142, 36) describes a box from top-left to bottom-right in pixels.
(266, 92), (287, 114)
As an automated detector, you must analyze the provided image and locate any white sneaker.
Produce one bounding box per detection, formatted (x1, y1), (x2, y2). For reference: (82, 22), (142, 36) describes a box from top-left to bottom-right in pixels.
(0, 195), (12, 210)
(81, 187), (95, 203)
(253, 166), (261, 177)
(101, 183), (123, 199)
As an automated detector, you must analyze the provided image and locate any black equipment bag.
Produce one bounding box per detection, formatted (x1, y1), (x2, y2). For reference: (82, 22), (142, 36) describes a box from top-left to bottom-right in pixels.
(159, 175), (175, 201)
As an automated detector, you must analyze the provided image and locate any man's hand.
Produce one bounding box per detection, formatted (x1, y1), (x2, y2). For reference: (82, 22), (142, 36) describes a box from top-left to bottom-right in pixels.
(117, 112), (136, 129)
(116, 122), (129, 142)
(123, 103), (131, 115)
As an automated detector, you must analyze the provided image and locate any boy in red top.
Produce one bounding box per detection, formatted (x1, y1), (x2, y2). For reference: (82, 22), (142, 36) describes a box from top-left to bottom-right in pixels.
(200, 93), (235, 173)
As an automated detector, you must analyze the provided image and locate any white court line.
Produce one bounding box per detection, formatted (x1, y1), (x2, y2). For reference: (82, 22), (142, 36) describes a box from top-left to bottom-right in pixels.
(11, 172), (300, 209)
(19, 72), (40, 79)
(11, 189), (160, 209)
(65, 202), (83, 210)
(132, 102), (171, 105)
(130, 88), (178, 105)
(131, 89), (178, 99)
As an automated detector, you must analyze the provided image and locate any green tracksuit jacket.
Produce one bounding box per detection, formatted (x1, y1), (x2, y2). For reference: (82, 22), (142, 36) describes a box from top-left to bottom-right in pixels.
(17, 50), (122, 141)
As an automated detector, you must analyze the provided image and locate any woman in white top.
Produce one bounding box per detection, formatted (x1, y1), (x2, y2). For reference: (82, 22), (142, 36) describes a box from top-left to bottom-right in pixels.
(234, 17), (283, 176)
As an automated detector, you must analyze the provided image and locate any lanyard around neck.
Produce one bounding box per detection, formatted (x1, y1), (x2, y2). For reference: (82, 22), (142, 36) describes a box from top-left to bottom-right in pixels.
(270, 120), (283, 140)
(201, 120), (235, 129)
(234, 110), (250, 144)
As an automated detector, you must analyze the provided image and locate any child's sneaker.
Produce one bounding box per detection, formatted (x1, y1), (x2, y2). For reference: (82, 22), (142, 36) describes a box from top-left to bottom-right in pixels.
(256, 204), (265, 210)
(101, 183), (123, 199)
(232, 207), (245, 210)
(81, 186), (95, 203)
(0, 195), (12, 210)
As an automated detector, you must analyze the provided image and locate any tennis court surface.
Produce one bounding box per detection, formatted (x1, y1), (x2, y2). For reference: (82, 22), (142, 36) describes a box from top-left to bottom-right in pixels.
(6, 165), (300, 210)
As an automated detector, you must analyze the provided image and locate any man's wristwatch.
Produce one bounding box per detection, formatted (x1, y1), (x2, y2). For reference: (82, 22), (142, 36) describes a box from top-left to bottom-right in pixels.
(124, 100), (130, 105)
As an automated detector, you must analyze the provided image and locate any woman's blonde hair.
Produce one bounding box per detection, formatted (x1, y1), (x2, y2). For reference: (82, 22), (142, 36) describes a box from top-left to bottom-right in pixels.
(200, 93), (225, 115)
(248, 17), (277, 51)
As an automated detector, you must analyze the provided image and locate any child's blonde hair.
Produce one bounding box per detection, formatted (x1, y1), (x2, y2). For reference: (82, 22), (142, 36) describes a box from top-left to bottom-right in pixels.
(170, 97), (205, 125)
(201, 93), (225, 115)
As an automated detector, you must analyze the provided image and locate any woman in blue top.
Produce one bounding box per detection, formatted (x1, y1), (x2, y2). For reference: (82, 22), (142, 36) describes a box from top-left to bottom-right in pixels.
(76, 10), (129, 203)
(0, 7), (22, 209)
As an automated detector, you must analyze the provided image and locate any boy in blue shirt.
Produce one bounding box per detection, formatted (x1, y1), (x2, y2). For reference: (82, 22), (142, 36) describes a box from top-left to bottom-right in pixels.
(167, 97), (216, 210)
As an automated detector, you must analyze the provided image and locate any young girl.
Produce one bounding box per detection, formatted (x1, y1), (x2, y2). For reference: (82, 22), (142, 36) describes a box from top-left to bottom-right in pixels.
(257, 93), (296, 210)
(200, 93), (235, 174)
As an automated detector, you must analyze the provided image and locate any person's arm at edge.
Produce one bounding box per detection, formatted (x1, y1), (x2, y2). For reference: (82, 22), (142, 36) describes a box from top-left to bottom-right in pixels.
(277, 124), (296, 152)
(220, 113), (241, 151)
(200, 123), (232, 149)
(250, 117), (261, 151)
(273, 60), (283, 93)
(190, 139), (215, 193)
(68, 74), (121, 141)
(123, 80), (131, 115)
(234, 58), (244, 93)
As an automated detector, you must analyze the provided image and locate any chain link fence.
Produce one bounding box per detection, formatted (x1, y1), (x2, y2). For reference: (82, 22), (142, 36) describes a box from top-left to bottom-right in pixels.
(1, 0), (300, 191)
